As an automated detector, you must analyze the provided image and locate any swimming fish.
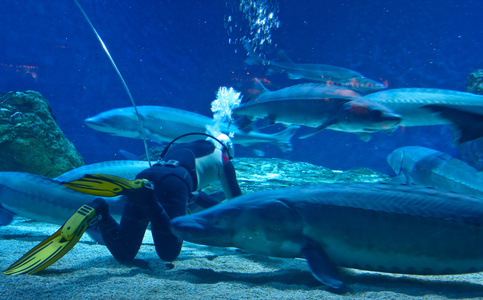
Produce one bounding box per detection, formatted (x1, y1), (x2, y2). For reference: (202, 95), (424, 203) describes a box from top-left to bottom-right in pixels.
(363, 88), (483, 142)
(0, 172), (125, 226)
(387, 146), (483, 199)
(247, 50), (387, 94)
(0, 161), (157, 226)
(85, 106), (298, 153)
(233, 80), (401, 140)
(171, 183), (483, 289)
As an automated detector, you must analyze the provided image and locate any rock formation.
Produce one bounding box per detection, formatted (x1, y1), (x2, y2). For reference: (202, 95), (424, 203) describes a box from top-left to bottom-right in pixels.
(0, 91), (84, 177)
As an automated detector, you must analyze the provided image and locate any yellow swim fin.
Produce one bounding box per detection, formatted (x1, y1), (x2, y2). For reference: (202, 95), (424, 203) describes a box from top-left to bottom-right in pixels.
(3, 204), (97, 275)
(62, 174), (151, 197)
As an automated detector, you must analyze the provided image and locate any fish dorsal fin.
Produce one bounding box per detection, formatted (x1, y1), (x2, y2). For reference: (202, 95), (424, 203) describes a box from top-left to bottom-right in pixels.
(248, 78), (270, 98)
(275, 50), (295, 66)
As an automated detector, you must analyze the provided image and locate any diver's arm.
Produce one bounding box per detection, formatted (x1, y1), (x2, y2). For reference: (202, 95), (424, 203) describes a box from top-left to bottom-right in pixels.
(219, 160), (242, 199)
(192, 191), (225, 208)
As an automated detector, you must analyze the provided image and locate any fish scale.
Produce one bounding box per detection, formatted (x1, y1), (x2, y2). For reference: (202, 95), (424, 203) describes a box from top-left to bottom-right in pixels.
(303, 197), (483, 274)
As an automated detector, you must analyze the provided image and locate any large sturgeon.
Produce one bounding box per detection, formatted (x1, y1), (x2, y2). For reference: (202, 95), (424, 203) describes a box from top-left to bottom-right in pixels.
(387, 146), (483, 199)
(232, 80), (401, 140)
(363, 88), (483, 142)
(0, 172), (126, 226)
(171, 183), (483, 289)
(85, 106), (298, 153)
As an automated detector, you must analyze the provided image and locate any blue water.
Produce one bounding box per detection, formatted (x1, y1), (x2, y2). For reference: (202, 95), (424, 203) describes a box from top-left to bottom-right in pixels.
(2, 0), (482, 174)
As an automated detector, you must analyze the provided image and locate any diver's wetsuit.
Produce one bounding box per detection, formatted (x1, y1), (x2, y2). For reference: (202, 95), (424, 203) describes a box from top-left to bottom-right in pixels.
(93, 140), (241, 263)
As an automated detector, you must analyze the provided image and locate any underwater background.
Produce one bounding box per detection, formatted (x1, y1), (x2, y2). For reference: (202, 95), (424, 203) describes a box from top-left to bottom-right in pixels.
(2, 0), (483, 174)
(3, 1), (483, 299)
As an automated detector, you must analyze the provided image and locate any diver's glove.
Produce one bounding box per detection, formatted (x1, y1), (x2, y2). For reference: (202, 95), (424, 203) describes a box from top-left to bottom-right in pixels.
(190, 191), (225, 208)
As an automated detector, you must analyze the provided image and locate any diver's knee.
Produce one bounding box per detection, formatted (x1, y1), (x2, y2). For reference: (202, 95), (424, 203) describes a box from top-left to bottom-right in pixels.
(156, 241), (183, 262)
(112, 250), (138, 263)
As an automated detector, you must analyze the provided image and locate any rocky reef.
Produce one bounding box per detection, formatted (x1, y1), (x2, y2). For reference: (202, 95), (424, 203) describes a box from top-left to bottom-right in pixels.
(0, 91), (83, 177)
(202, 157), (389, 195)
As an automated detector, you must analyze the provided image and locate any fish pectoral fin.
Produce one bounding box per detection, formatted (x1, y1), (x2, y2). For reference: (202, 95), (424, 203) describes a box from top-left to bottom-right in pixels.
(261, 115), (278, 127)
(301, 244), (344, 289)
(298, 125), (329, 139)
(356, 132), (372, 142)
(299, 119), (334, 139)
(248, 145), (265, 156)
(298, 127), (324, 139)
(0, 204), (14, 226)
(389, 175), (409, 184)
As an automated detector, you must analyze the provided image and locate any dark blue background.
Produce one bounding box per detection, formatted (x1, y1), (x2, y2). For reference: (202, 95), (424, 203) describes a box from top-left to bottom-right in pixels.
(2, 0), (482, 174)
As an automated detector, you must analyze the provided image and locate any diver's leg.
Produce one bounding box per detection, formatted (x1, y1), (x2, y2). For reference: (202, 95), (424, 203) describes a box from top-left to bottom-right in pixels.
(150, 175), (189, 262)
(90, 191), (153, 263)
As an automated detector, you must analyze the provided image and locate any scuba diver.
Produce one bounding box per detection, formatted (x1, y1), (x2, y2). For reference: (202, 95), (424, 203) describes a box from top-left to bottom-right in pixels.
(4, 133), (242, 275)
(3, 1), (244, 276)
(91, 133), (242, 263)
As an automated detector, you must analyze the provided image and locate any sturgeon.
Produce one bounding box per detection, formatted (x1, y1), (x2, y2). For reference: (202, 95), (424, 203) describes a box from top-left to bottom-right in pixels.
(0, 161), (154, 227)
(0, 172), (125, 226)
(247, 50), (387, 94)
(363, 88), (483, 142)
(85, 106), (298, 153)
(171, 183), (483, 288)
(387, 146), (483, 199)
(233, 80), (401, 140)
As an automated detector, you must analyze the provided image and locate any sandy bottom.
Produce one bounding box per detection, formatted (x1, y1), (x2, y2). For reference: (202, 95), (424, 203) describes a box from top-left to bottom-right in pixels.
(1, 217), (483, 300)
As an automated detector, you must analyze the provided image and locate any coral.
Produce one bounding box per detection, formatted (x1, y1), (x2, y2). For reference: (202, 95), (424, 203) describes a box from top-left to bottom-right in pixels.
(0, 91), (84, 177)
